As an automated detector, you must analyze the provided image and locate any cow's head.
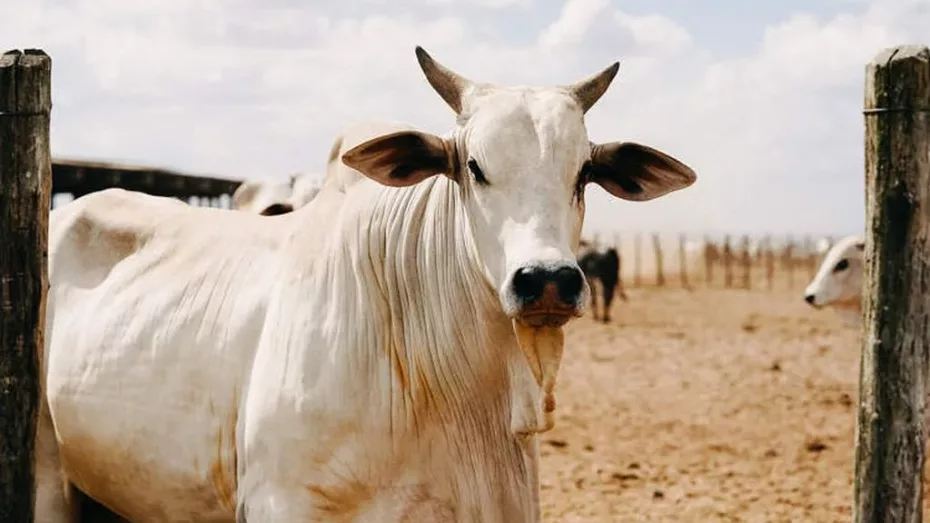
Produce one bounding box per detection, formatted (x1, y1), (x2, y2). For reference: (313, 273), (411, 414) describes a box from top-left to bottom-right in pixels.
(343, 47), (696, 328)
(803, 235), (865, 310)
(231, 179), (297, 216)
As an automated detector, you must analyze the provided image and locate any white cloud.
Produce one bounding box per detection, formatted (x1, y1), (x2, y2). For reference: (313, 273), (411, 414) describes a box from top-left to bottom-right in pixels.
(2, 0), (928, 235)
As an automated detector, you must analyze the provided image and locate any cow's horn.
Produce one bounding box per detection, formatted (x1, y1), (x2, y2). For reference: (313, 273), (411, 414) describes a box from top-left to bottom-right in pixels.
(563, 61), (621, 114)
(415, 46), (473, 115)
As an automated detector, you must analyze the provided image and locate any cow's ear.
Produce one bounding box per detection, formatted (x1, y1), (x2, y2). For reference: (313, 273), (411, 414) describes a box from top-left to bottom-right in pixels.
(342, 131), (454, 187)
(585, 141), (696, 201)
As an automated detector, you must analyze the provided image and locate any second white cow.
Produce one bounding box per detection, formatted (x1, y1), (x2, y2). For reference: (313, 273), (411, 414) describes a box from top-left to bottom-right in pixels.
(802, 234), (865, 326)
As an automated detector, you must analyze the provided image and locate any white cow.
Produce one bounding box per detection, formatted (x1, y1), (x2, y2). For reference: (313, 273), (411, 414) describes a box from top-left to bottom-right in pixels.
(38, 46), (697, 522)
(231, 173), (324, 215)
(802, 234), (865, 326)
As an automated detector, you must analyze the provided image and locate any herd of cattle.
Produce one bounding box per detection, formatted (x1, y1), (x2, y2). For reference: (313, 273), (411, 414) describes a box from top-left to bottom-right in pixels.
(29, 46), (869, 522)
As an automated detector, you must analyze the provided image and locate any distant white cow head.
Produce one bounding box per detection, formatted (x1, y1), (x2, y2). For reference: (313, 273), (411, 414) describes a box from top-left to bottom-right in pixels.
(342, 47), (697, 328)
(803, 235), (865, 318)
(289, 173), (323, 209)
(231, 178), (296, 216)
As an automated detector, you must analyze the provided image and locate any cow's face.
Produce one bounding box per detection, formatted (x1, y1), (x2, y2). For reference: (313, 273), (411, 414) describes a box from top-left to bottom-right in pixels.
(343, 47), (696, 328)
(803, 236), (865, 309)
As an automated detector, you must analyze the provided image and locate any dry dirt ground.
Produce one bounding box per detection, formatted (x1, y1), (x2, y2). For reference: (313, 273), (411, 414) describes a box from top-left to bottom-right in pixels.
(538, 280), (927, 522)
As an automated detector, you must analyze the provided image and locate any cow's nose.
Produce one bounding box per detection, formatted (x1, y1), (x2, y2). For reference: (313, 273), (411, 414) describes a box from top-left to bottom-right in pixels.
(512, 265), (585, 305)
(804, 294), (816, 305)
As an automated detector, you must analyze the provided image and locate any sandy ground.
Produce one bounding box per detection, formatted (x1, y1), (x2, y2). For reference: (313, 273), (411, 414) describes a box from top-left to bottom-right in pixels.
(537, 278), (922, 522)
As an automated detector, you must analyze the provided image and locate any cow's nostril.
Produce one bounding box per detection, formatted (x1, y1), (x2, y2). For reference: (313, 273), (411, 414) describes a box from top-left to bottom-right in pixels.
(553, 266), (584, 303)
(512, 266), (544, 302)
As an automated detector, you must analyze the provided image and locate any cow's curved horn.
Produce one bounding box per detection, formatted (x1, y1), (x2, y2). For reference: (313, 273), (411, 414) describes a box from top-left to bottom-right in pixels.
(563, 61), (621, 114)
(415, 46), (473, 115)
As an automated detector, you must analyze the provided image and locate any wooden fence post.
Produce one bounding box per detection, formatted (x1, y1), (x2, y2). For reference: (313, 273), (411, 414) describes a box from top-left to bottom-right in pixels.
(783, 236), (795, 289)
(652, 233), (664, 287)
(703, 234), (714, 287)
(0, 49), (51, 523)
(740, 235), (751, 290)
(805, 235), (817, 278)
(765, 235), (775, 291)
(722, 235), (733, 289)
(678, 233), (690, 290)
(853, 45), (930, 523)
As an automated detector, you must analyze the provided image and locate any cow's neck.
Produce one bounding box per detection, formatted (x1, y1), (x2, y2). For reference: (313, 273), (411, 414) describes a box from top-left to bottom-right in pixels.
(325, 176), (537, 510)
(344, 176), (513, 418)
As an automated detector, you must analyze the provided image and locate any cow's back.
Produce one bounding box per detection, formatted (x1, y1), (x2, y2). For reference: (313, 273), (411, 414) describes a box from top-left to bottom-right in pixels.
(45, 189), (286, 521)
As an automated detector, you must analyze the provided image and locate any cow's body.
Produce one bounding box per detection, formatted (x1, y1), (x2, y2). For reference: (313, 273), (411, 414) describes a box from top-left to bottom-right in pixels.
(43, 190), (288, 521)
(577, 240), (625, 322)
(38, 47), (697, 522)
(44, 180), (537, 522)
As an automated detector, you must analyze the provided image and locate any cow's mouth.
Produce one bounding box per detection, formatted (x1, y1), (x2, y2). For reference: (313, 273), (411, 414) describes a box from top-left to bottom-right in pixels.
(517, 307), (579, 328)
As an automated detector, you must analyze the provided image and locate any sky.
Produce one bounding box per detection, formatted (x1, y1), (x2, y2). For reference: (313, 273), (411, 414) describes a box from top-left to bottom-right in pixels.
(2, 0), (928, 237)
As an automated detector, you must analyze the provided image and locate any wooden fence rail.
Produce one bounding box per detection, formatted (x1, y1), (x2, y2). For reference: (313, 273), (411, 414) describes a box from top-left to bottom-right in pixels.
(0, 48), (51, 523)
(51, 158), (242, 208)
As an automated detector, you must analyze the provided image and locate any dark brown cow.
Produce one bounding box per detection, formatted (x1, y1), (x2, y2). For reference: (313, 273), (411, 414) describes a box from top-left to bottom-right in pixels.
(578, 239), (626, 322)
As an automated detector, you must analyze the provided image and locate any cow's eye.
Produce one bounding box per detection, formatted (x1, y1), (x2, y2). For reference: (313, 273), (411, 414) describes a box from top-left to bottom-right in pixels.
(467, 159), (489, 185)
(833, 259), (849, 272)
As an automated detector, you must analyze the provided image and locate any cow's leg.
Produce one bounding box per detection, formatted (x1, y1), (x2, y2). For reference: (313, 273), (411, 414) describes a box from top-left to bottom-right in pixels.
(35, 394), (76, 523)
(615, 273), (628, 301)
(586, 277), (599, 321)
(601, 279), (617, 323)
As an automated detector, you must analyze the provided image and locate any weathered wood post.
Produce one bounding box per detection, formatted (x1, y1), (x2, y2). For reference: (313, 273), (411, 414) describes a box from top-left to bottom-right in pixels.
(678, 233), (690, 290)
(805, 235), (817, 278)
(853, 44), (930, 523)
(722, 235), (733, 289)
(652, 233), (664, 287)
(633, 233), (641, 288)
(0, 49), (51, 523)
(764, 235), (775, 291)
(703, 234), (714, 286)
(740, 235), (751, 290)
(783, 236), (795, 288)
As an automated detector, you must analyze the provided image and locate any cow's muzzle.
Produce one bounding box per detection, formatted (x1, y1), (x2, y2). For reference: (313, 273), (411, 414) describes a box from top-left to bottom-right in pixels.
(510, 263), (585, 328)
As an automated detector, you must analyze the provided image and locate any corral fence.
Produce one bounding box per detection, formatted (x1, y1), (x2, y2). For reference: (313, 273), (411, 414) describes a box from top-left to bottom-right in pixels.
(584, 232), (842, 291)
(51, 158), (243, 210)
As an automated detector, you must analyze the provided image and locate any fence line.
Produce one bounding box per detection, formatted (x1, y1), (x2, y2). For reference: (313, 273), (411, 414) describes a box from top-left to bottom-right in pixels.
(582, 231), (840, 291)
(50, 158), (243, 210)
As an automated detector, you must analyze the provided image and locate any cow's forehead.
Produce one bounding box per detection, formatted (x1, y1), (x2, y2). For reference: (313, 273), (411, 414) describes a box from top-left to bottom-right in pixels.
(460, 87), (589, 167)
(823, 237), (864, 265)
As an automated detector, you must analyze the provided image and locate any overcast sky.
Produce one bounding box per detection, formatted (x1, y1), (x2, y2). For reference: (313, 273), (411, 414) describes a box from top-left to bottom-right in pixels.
(3, 0), (927, 237)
